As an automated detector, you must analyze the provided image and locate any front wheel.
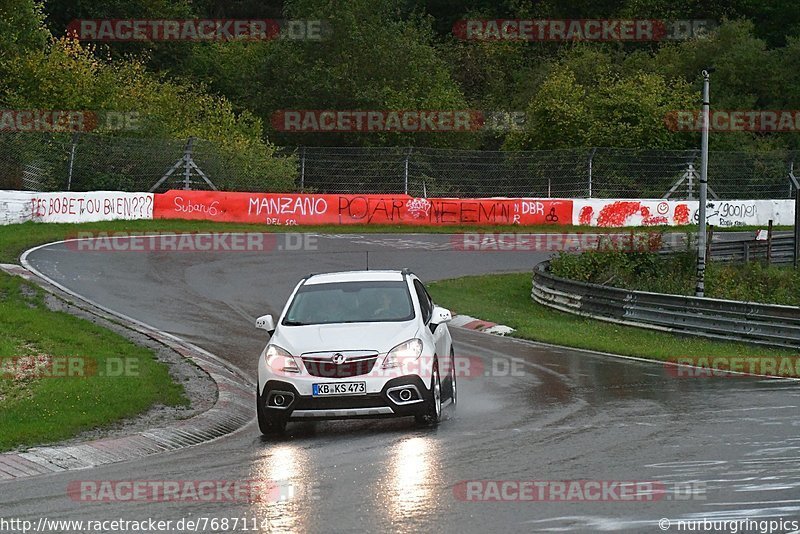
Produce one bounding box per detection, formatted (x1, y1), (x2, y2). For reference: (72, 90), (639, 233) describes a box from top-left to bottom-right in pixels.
(257, 386), (286, 435)
(415, 363), (442, 426)
(449, 349), (457, 407)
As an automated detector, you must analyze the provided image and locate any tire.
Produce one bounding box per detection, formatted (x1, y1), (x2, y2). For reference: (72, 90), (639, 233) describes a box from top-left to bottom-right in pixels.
(257, 385), (286, 435)
(415, 362), (442, 426)
(449, 348), (457, 407)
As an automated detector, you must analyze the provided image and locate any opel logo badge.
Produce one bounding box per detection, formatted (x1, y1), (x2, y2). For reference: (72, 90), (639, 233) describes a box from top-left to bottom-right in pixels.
(331, 353), (346, 365)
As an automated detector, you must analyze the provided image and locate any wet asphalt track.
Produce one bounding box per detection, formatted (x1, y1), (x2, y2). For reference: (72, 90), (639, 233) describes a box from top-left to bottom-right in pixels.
(3, 233), (800, 533)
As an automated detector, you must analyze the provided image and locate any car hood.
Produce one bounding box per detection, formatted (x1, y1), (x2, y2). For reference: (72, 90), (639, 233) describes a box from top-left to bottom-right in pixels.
(272, 320), (420, 355)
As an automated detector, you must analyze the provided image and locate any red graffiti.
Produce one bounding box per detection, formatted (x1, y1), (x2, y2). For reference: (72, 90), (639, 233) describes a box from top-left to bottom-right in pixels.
(674, 204), (690, 225)
(642, 216), (668, 226)
(596, 201), (641, 227)
(578, 206), (593, 226)
(152, 190), (573, 226)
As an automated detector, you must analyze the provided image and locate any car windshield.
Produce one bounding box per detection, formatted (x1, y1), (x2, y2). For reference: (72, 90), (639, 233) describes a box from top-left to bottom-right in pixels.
(283, 281), (415, 325)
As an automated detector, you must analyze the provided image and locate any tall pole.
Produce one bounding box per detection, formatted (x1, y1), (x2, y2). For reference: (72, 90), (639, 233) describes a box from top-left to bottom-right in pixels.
(696, 70), (711, 297)
(790, 161), (799, 268)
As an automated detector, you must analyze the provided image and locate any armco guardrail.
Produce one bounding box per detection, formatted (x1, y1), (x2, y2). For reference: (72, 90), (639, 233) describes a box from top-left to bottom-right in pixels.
(710, 234), (793, 265)
(531, 261), (800, 349)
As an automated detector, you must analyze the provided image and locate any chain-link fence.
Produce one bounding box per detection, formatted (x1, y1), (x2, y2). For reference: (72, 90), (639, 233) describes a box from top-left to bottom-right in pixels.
(0, 131), (296, 193)
(1, 131), (797, 199)
(286, 146), (799, 199)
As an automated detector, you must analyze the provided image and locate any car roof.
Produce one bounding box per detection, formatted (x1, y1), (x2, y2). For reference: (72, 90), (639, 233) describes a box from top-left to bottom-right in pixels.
(303, 270), (410, 285)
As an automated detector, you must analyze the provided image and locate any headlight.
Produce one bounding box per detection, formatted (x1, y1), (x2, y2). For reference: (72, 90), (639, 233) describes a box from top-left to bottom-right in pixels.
(382, 338), (423, 369)
(265, 345), (300, 374)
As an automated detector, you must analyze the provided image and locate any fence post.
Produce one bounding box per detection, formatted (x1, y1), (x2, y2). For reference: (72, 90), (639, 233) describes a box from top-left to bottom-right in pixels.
(67, 133), (80, 191)
(183, 137), (195, 190)
(587, 147), (597, 198)
(300, 146), (306, 191)
(404, 147), (412, 195)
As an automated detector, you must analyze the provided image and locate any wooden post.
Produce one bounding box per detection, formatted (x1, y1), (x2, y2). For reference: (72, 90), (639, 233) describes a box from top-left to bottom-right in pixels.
(767, 220), (773, 265)
(706, 225), (714, 263)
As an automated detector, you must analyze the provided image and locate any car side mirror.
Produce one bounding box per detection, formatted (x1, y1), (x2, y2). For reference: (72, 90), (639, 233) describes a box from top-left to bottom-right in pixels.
(256, 314), (275, 334)
(431, 306), (452, 325)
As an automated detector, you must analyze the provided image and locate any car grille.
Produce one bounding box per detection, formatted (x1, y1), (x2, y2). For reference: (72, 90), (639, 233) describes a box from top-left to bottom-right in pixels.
(301, 354), (378, 378)
(293, 394), (386, 410)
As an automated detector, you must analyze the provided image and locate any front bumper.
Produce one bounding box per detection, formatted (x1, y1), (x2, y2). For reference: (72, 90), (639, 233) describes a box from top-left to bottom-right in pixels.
(259, 376), (430, 421)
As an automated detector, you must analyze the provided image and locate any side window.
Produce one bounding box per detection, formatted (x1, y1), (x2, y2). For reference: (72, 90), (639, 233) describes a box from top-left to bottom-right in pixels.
(413, 279), (432, 323)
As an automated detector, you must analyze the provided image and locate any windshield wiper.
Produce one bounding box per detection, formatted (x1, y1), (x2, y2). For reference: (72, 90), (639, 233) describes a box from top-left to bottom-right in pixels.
(282, 320), (309, 326)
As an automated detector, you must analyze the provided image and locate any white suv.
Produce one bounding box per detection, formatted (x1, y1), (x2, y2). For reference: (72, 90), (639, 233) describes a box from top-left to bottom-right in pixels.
(255, 269), (456, 435)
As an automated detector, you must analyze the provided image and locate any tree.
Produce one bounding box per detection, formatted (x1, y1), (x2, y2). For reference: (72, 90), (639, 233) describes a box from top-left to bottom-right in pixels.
(185, 0), (474, 147)
(504, 47), (696, 150)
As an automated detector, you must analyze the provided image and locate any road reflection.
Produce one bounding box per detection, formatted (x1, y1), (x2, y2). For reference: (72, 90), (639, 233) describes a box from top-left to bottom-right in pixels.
(387, 435), (442, 522)
(251, 443), (309, 533)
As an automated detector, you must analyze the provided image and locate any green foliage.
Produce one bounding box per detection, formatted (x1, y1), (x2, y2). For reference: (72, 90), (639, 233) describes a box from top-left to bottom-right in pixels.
(504, 48), (697, 150)
(6, 1), (800, 157)
(0, 1), (296, 190)
(549, 231), (698, 295)
(706, 261), (800, 305)
(186, 0), (474, 148)
(551, 244), (800, 306)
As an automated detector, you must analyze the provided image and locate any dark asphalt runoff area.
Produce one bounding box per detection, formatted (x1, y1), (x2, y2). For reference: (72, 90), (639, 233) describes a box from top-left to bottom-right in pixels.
(3, 233), (800, 533)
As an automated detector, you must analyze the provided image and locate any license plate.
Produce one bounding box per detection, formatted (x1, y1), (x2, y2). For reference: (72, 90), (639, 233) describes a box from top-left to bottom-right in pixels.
(313, 382), (366, 396)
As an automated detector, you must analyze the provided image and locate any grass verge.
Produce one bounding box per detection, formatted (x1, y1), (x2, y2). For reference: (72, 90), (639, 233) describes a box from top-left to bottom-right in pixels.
(427, 272), (796, 361)
(0, 273), (186, 452)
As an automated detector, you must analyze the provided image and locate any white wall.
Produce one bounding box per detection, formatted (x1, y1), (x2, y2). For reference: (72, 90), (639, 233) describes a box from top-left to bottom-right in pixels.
(1, 191), (154, 224)
(0, 191), (38, 225)
(573, 199), (794, 227)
